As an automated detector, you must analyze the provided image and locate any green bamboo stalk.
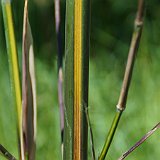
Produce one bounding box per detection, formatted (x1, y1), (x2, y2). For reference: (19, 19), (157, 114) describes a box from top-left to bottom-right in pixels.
(1, 0), (24, 159)
(99, 110), (122, 160)
(64, 0), (90, 159)
(98, 0), (145, 159)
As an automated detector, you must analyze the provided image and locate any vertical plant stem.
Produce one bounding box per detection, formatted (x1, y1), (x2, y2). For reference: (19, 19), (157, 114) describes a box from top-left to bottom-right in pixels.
(54, 0), (64, 152)
(63, 0), (74, 159)
(116, 0), (145, 111)
(98, 0), (145, 159)
(1, 0), (24, 159)
(64, 0), (90, 159)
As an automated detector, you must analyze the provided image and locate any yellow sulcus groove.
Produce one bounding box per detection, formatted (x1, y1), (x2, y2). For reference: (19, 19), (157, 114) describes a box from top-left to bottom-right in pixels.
(74, 0), (82, 160)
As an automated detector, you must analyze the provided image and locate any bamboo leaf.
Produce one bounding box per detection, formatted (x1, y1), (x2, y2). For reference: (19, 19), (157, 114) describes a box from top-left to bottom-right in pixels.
(118, 122), (160, 160)
(1, 0), (24, 159)
(22, 0), (36, 159)
(0, 144), (17, 160)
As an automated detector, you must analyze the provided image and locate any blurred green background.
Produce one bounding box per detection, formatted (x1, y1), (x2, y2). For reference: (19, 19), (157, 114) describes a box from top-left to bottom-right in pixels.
(0, 0), (160, 159)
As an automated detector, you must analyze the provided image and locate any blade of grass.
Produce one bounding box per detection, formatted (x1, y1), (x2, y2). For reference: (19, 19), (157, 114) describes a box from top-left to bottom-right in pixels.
(0, 144), (17, 160)
(85, 107), (96, 160)
(98, 0), (145, 159)
(54, 0), (64, 154)
(118, 122), (160, 160)
(1, 0), (24, 159)
(22, 0), (36, 159)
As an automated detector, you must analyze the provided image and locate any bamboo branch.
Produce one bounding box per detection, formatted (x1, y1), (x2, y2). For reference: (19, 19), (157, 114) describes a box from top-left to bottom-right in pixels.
(0, 144), (16, 160)
(118, 122), (160, 160)
(117, 0), (145, 111)
(98, 1), (145, 159)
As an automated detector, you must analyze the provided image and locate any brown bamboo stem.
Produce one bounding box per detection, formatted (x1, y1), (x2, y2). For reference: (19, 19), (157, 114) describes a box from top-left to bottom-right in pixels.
(99, 1), (145, 159)
(117, 0), (145, 111)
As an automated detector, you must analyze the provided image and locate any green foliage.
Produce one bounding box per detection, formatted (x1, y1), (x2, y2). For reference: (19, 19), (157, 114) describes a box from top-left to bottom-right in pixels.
(0, 0), (160, 160)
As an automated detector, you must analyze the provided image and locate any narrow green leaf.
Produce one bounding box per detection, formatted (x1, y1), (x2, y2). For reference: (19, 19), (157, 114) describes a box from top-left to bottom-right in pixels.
(22, 0), (36, 159)
(1, 0), (24, 159)
(85, 107), (96, 160)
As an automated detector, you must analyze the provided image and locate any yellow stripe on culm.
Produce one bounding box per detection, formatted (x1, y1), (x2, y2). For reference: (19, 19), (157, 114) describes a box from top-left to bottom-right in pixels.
(74, 0), (82, 160)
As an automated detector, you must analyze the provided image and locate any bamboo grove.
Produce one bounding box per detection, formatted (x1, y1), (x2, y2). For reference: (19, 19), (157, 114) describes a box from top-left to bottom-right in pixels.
(0, 0), (160, 160)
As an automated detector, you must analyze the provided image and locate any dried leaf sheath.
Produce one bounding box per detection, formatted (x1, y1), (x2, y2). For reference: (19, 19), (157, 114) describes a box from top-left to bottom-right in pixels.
(54, 0), (64, 148)
(22, 0), (36, 159)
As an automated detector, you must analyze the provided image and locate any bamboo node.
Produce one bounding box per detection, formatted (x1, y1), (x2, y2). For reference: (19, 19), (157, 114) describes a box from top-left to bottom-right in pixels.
(134, 20), (143, 28)
(116, 104), (125, 111)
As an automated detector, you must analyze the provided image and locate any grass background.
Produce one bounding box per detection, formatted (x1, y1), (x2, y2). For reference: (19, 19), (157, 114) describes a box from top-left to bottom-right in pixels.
(0, 0), (160, 159)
